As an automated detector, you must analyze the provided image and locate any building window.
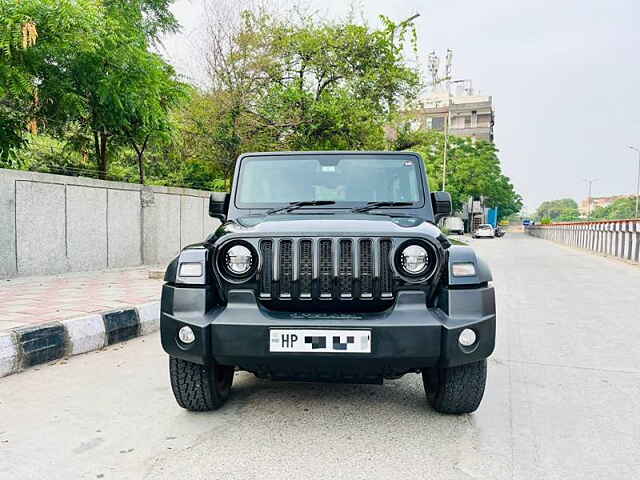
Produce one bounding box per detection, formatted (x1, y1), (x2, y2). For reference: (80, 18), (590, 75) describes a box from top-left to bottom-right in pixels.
(431, 117), (444, 131)
(477, 114), (491, 127)
(449, 116), (460, 129)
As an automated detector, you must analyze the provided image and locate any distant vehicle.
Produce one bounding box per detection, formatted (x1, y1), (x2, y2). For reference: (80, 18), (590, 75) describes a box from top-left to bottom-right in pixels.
(495, 226), (506, 238)
(441, 216), (464, 235)
(473, 224), (495, 239)
(522, 219), (531, 226)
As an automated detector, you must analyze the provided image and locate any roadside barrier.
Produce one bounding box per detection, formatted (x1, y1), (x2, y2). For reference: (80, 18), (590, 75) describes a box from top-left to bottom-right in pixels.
(0, 302), (159, 378)
(526, 219), (640, 264)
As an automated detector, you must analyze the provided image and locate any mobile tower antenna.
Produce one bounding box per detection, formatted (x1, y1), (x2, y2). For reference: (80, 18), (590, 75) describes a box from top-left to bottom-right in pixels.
(427, 49), (454, 190)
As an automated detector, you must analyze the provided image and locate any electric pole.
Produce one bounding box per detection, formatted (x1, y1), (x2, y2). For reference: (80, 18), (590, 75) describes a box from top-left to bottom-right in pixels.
(628, 146), (640, 218)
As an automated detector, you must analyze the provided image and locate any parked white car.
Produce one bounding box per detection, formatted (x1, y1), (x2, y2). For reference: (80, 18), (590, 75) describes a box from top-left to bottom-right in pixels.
(441, 216), (465, 235)
(473, 224), (495, 238)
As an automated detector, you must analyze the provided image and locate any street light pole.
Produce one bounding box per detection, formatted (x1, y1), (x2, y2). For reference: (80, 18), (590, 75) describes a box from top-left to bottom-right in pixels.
(442, 98), (449, 191)
(584, 178), (598, 219)
(628, 146), (640, 218)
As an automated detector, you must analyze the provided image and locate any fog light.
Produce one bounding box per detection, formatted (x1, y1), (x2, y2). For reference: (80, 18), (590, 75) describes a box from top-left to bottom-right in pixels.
(458, 328), (477, 347)
(178, 326), (195, 344)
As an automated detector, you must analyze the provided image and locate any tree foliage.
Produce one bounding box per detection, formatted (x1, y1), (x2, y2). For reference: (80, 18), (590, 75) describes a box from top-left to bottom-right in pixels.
(0, 0), (101, 160)
(401, 129), (522, 219)
(196, 5), (421, 183)
(0, 0), (188, 180)
(591, 197), (638, 220)
(535, 198), (580, 221)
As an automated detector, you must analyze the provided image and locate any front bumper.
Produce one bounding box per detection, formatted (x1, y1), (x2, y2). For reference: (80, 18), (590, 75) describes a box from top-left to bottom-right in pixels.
(161, 285), (495, 379)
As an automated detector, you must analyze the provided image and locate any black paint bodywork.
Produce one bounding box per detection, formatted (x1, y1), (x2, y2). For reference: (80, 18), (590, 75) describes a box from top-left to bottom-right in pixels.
(160, 151), (496, 383)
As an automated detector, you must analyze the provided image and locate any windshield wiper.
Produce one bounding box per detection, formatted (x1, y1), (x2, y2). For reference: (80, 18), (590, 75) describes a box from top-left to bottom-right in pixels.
(351, 201), (413, 213)
(266, 200), (336, 215)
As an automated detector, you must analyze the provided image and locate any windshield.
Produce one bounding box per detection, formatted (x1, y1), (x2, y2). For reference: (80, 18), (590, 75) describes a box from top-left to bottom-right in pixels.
(236, 154), (424, 209)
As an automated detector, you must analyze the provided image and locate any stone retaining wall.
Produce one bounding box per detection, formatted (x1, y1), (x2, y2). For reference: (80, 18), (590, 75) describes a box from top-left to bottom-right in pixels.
(0, 169), (219, 278)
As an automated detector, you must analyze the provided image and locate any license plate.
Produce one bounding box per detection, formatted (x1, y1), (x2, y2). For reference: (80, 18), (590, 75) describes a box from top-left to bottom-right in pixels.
(269, 329), (371, 353)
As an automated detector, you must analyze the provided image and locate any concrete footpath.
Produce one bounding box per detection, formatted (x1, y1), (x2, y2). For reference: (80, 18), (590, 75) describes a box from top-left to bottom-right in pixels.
(0, 267), (164, 377)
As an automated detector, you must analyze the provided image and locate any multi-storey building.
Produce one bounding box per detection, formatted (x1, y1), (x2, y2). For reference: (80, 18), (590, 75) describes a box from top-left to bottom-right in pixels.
(579, 195), (633, 216)
(410, 88), (495, 142)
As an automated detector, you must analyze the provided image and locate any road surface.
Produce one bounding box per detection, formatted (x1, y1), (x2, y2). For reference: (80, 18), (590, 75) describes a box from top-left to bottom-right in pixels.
(1, 233), (639, 480)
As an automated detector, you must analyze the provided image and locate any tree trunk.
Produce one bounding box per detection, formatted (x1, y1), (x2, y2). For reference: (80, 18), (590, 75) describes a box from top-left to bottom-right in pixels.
(130, 134), (150, 185)
(93, 132), (100, 172)
(137, 151), (145, 185)
(94, 130), (109, 180)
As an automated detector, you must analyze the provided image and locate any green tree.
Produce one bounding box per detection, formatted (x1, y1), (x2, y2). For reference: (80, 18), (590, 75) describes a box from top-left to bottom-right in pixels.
(114, 56), (189, 183)
(198, 6), (421, 184)
(41, 0), (187, 180)
(535, 198), (579, 221)
(556, 207), (580, 222)
(259, 13), (420, 150)
(407, 130), (522, 218)
(1, 0), (187, 181)
(591, 197), (637, 220)
(0, 0), (101, 162)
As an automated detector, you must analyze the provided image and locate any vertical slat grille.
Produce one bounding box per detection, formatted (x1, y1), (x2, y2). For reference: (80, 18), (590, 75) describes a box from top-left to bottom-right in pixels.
(338, 240), (353, 297)
(256, 237), (395, 301)
(279, 240), (293, 297)
(359, 239), (373, 297)
(260, 241), (273, 297)
(299, 240), (313, 297)
(319, 240), (333, 297)
(380, 239), (393, 296)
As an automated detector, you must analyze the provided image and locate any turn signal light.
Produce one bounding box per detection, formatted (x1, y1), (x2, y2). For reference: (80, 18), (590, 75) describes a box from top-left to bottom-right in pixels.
(452, 263), (476, 277)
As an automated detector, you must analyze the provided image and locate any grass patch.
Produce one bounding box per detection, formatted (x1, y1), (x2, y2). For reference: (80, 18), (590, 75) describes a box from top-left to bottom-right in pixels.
(448, 237), (469, 246)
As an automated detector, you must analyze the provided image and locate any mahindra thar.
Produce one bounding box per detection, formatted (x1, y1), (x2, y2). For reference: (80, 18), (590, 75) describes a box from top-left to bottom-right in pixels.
(161, 152), (496, 414)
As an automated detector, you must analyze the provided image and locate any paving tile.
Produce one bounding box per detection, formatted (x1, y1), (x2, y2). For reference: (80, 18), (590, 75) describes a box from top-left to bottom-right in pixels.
(0, 320), (31, 330)
(0, 267), (163, 329)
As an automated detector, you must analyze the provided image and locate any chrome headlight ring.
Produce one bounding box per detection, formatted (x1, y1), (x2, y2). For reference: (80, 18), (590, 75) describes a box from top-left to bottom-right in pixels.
(394, 239), (439, 281)
(217, 241), (257, 280)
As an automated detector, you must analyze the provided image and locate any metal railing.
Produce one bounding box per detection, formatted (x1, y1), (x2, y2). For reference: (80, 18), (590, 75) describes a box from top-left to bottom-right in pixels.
(526, 220), (640, 264)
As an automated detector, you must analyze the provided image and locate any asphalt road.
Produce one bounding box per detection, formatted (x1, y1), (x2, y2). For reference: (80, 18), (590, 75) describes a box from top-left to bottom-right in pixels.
(1, 233), (639, 480)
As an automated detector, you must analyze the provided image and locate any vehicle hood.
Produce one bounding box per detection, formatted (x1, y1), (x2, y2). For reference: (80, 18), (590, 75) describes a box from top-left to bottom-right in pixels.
(212, 213), (447, 243)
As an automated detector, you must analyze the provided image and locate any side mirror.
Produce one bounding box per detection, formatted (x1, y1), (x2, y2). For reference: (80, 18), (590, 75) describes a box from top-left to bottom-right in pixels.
(431, 191), (452, 223)
(209, 192), (230, 222)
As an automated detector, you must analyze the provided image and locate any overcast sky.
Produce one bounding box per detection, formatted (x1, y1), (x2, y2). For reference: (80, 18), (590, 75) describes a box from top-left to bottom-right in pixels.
(161, 0), (639, 212)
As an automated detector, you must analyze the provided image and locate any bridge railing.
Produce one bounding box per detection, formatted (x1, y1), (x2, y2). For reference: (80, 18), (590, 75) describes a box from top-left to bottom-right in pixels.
(526, 219), (640, 264)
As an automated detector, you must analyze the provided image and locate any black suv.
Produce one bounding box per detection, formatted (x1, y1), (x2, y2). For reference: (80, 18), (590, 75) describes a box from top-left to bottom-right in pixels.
(161, 152), (495, 414)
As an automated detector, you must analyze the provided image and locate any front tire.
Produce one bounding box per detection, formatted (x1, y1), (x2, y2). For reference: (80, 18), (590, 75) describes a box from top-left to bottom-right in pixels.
(422, 360), (487, 414)
(169, 357), (234, 411)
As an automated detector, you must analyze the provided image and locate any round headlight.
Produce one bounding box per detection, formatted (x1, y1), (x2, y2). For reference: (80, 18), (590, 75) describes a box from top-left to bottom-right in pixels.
(399, 244), (429, 275)
(225, 245), (253, 275)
